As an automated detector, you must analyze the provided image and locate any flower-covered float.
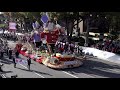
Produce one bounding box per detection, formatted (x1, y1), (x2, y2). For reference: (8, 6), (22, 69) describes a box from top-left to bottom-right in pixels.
(19, 44), (85, 69)
(16, 28), (86, 69)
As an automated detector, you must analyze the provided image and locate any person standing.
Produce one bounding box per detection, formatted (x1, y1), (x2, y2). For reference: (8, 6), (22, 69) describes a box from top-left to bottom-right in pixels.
(0, 64), (4, 72)
(5, 46), (9, 56)
(8, 48), (12, 59)
(0, 47), (4, 59)
(32, 31), (41, 48)
(13, 57), (16, 68)
(15, 49), (19, 58)
(15, 50), (19, 58)
(27, 57), (31, 70)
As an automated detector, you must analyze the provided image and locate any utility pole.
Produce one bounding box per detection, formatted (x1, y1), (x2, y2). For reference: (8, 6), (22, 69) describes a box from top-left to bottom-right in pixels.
(76, 12), (80, 37)
(84, 17), (89, 47)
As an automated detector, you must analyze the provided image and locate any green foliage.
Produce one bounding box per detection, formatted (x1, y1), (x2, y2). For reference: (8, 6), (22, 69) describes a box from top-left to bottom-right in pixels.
(3, 12), (120, 39)
(0, 24), (7, 28)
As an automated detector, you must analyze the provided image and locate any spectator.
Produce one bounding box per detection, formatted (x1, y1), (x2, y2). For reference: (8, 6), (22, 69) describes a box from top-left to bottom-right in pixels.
(0, 47), (4, 59)
(8, 48), (12, 59)
(15, 49), (19, 58)
(32, 31), (42, 48)
(13, 57), (16, 68)
(27, 57), (31, 70)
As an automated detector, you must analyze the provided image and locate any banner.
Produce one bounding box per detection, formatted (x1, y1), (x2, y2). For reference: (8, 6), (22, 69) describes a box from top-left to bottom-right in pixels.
(9, 22), (16, 30)
(15, 58), (28, 65)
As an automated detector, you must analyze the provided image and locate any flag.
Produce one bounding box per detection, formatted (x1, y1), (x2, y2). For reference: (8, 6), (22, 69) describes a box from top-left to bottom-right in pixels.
(15, 58), (28, 65)
(41, 12), (49, 24)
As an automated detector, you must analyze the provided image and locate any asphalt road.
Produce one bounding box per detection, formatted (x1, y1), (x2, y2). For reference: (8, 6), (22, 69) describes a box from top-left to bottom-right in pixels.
(1, 41), (120, 78)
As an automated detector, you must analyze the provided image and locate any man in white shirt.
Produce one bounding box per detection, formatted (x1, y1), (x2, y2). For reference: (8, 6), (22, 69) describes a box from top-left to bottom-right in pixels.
(47, 20), (55, 31)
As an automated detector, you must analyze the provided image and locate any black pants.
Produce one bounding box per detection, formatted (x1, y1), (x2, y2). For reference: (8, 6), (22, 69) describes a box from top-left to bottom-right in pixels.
(9, 54), (12, 59)
(27, 65), (30, 70)
(49, 44), (55, 53)
(0, 67), (3, 72)
(6, 50), (9, 56)
(13, 37), (16, 42)
(14, 63), (16, 68)
(15, 52), (19, 58)
(35, 41), (42, 48)
(0, 52), (4, 59)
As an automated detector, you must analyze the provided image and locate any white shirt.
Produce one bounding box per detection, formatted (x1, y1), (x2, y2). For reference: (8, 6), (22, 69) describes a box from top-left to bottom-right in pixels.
(47, 22), (54, 30)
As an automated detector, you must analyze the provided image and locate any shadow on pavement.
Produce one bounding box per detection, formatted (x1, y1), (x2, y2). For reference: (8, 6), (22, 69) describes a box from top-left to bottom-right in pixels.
(0, 60), (12, 64)
(2, 71), (13, 74)
(34, 70), (52, 76)
(16, 67), (52, 76)
(0, 57), (13, 65)
(16, 67), (30, 71)
(63, 59), (120, 78)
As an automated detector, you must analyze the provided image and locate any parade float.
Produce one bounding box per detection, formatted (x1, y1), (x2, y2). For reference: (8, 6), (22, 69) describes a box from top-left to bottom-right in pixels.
(16, 27), (86, 69)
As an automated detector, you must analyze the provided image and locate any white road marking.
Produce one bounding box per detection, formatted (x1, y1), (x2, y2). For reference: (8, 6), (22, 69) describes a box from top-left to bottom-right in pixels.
(19, 64), (45, 78)
(62, 71), (79, 78)
(34, 72), (45, 78)
(19, 64), (27, 69)
(1, 74), (6, 78)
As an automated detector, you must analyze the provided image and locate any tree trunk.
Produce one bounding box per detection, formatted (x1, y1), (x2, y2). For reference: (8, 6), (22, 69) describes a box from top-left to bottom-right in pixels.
(84, 18), (89, 47)
(70, 21), (74, 38)
(66, 19), (69, 36)
(76, 12), (80, 37)
(77, 19), (80, 37)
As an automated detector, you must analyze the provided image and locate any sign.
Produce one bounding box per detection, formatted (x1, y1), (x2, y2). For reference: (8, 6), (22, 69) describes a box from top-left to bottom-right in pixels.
(9, 22), (16, 30)
(64, 61), (77, 65)
(15, 58), (27, 65)
(41, 13), (49, 24)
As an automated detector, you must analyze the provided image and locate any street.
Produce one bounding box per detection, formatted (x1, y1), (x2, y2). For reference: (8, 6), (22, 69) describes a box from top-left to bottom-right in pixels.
(0, 41), (120, 78)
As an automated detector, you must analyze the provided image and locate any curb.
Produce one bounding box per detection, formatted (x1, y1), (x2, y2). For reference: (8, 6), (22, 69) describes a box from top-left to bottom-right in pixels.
(82, 47), (120, 64)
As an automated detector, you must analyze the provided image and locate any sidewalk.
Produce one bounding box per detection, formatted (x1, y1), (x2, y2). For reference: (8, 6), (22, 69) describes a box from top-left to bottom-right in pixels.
(82, 47), (120, 64)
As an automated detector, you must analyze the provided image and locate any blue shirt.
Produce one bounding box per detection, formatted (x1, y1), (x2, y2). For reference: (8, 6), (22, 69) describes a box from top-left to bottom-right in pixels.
(33, 34), (41, 42)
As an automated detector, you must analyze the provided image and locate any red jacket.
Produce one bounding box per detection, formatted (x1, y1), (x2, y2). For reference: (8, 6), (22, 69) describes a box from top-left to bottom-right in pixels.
(15, 44), (23, 52)
(41, 29), (59, 44)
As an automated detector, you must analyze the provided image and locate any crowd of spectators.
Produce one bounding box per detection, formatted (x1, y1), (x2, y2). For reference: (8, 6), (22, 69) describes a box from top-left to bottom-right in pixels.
(91, 38), (120, 54)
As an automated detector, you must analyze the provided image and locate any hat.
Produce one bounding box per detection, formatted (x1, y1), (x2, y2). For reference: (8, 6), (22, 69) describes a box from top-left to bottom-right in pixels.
(43, 28), (49, 33)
